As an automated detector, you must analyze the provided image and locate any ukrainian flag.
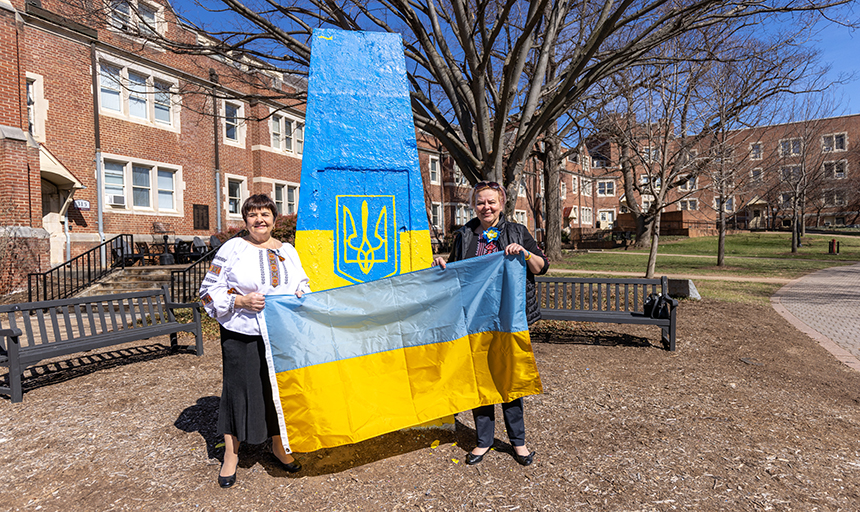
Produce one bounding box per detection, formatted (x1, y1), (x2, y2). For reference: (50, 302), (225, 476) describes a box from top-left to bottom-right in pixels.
(260, 252), (543, 453)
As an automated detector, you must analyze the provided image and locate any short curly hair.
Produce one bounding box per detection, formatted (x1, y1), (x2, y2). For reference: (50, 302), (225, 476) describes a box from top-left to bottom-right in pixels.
(241, 194), (278, 222)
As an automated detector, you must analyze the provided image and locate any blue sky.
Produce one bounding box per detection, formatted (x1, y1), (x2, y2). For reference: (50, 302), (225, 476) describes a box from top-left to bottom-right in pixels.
(171, 1), (859, 116)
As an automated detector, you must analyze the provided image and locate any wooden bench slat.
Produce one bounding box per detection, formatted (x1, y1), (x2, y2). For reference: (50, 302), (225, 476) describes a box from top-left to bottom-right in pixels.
(0, 286), (203, 402)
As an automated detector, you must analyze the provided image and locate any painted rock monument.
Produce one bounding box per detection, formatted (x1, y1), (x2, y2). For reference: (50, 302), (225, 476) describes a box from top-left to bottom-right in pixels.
(295, 29), (433, 290)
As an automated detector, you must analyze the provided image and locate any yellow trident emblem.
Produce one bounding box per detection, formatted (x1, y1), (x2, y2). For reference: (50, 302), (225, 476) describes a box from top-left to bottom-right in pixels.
(343, 200), (388, 274)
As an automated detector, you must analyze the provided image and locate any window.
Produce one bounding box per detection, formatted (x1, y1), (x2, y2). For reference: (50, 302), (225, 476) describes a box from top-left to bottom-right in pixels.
(274, 184), (285, 214)
(597, 210), (615, 227)
(641, 195), (654, 212)
(225, 103), (239, 141)
(227, 178), (243, 215)
(25, 73), (46, 141)
(103, 157), (179, 212)
(779, 138), (802, 157)
(560, 180), (567, 199)
(592, 158), (607, 168)
(270, 114), (304, 155)
(750, 168), (762, 182)
(430, 203), (443, 229)
(639, 174), (661, 188)
(714, 197), (734, 212)
(286, 185), (298, 214)
(825, 190), (847, 206)
(452, 165), (468, 186)
(597, 180), (615, 197)
(429, 156), (440, 184)
(581, 207), (593, 225)
(780, 165), (802, 182)
(642, 146), (659, 162)
(518, 182), (526, 197)
(679, 199), (698, 211)
(750, 142), (763, 160)
(453, 204), (473, 226)
(582, 178), (592, 196)
(824, 160), (847, 179)
(98, 59), (177, 128)
(822, 133), (847, 152)
(108, 0), (162, 36)
(780, 192), (793, 207)
(514, 210), (527, 225)
(678, 175), (697, 191)
(570, 176), (578, 195)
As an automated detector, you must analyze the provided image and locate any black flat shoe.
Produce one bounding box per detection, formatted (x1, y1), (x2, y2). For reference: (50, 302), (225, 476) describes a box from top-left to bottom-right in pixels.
(465, 448), (489, 465)
(278, 457), (302, 473)
(218, 471), (236, 488)
(512, 450), (536, 466)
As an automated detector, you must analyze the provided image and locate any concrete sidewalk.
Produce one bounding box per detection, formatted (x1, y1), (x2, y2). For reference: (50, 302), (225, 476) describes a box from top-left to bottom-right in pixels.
(771, 263), (860, 372)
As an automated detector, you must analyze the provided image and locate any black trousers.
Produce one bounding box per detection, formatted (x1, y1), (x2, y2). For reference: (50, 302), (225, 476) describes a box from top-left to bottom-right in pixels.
(472, 398), (525, 449)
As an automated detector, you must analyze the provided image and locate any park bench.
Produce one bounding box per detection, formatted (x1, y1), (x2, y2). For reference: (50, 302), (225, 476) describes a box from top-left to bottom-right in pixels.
(535, 275), (678, 351)
(0, 286), (203, 402)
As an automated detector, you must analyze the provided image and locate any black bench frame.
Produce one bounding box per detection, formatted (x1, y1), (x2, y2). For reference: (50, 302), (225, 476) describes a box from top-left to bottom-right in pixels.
(536, 275), (678, 351)
(0, 285), (203, 402)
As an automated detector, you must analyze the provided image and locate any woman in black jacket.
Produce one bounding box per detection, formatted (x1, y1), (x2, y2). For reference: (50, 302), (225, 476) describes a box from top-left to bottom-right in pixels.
(432, 181), (549, 466)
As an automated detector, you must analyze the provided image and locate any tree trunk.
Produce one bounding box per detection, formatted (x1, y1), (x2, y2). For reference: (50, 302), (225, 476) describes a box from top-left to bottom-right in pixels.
(791, 202), (799, 253)
(645, 211), (661, 278)
(717, 206), (726, 266)
(543, 136), (563, 262)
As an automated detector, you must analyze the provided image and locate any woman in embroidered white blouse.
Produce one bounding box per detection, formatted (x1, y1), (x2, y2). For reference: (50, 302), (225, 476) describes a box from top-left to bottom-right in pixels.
(199, 194), (311, 488)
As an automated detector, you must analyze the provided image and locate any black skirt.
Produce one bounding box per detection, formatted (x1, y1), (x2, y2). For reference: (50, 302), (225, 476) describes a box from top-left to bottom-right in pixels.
(217, 325), (280, 444)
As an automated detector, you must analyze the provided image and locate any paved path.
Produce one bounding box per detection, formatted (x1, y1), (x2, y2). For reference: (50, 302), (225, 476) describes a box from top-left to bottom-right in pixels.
(771, 262), (860, 372)
(552, 268), (792, 284)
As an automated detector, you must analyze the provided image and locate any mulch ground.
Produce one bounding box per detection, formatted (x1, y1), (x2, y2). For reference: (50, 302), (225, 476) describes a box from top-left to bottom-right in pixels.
(2, 299), (860, 511)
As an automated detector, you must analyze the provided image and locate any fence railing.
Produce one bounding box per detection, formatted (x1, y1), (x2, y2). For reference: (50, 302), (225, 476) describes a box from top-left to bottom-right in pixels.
(27, 234), (131, 303)
(170, 249), (218, 304)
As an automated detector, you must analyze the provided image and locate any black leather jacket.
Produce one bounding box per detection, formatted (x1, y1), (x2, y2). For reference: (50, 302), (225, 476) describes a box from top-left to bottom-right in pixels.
(447, 217), (549, 325)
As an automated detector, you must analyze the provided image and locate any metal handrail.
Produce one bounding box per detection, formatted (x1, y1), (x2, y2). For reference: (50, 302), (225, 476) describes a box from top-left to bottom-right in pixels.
(27, 234), (132, 302)
(170, 248), (218, 304)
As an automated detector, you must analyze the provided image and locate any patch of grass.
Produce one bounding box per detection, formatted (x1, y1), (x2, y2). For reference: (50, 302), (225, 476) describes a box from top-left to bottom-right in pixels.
(692, 280), (784, 306)
(556, 252), (853, 279)
(632, 232), (860, 260)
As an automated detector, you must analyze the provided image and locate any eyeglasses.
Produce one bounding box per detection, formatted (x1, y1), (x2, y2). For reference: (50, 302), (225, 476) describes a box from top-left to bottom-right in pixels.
(473, 181), (502, 191)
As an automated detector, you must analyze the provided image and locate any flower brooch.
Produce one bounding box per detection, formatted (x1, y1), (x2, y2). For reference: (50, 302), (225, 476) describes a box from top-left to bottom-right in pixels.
(482, 227), (500, 244)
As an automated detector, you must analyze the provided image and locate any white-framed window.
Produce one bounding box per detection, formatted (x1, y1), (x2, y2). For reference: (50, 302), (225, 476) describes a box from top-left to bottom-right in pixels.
(560, 180), (567, 199)
(642, 146), (660, 162)
(102, 155), (181, 213)
(823, 160), (847, 179)
(825, 189), (847, 206)
(597, 180), (615, 197)
(641, 195), (654, 212)
(780, 165), (802, 182)
(568, 206), (578, 225)
(780, 192), (793, 207)
(452, 164), (469, 187)
(682, 149), (698, 163)
(453, 203), (473, 226)
(570, 176), (578, 195)
(25, 72), (47, 142)
(597, 209), (615, 228)
(639, 174), (662, 189)
(272, 183), (299, 215)
(223, 101), (244, 146)
(679, 199), (698, 211)
(749, 142), (763, 160)
(429, 156), (440, 184)
(107, 0), (164, 36)
(225, 176), (247, 217)
(822, 133), (847, 152)
(518, 182), (526, 197)
(678, 175), (697, 191)
(430, 202), (443, 230)
(750, 168), (763, 182)
(581, 207), (593, 225)
(714, 196), (734, 212)
(513, 210), (528, 225)
(98, 57), (178, 130)
(779, 138), (802, 157)
(270, 112), (305, 155)
(582, 178), (592, 196)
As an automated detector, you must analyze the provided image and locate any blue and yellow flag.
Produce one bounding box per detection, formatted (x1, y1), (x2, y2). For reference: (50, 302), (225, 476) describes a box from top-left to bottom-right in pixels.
(260, 252), (543, 453)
